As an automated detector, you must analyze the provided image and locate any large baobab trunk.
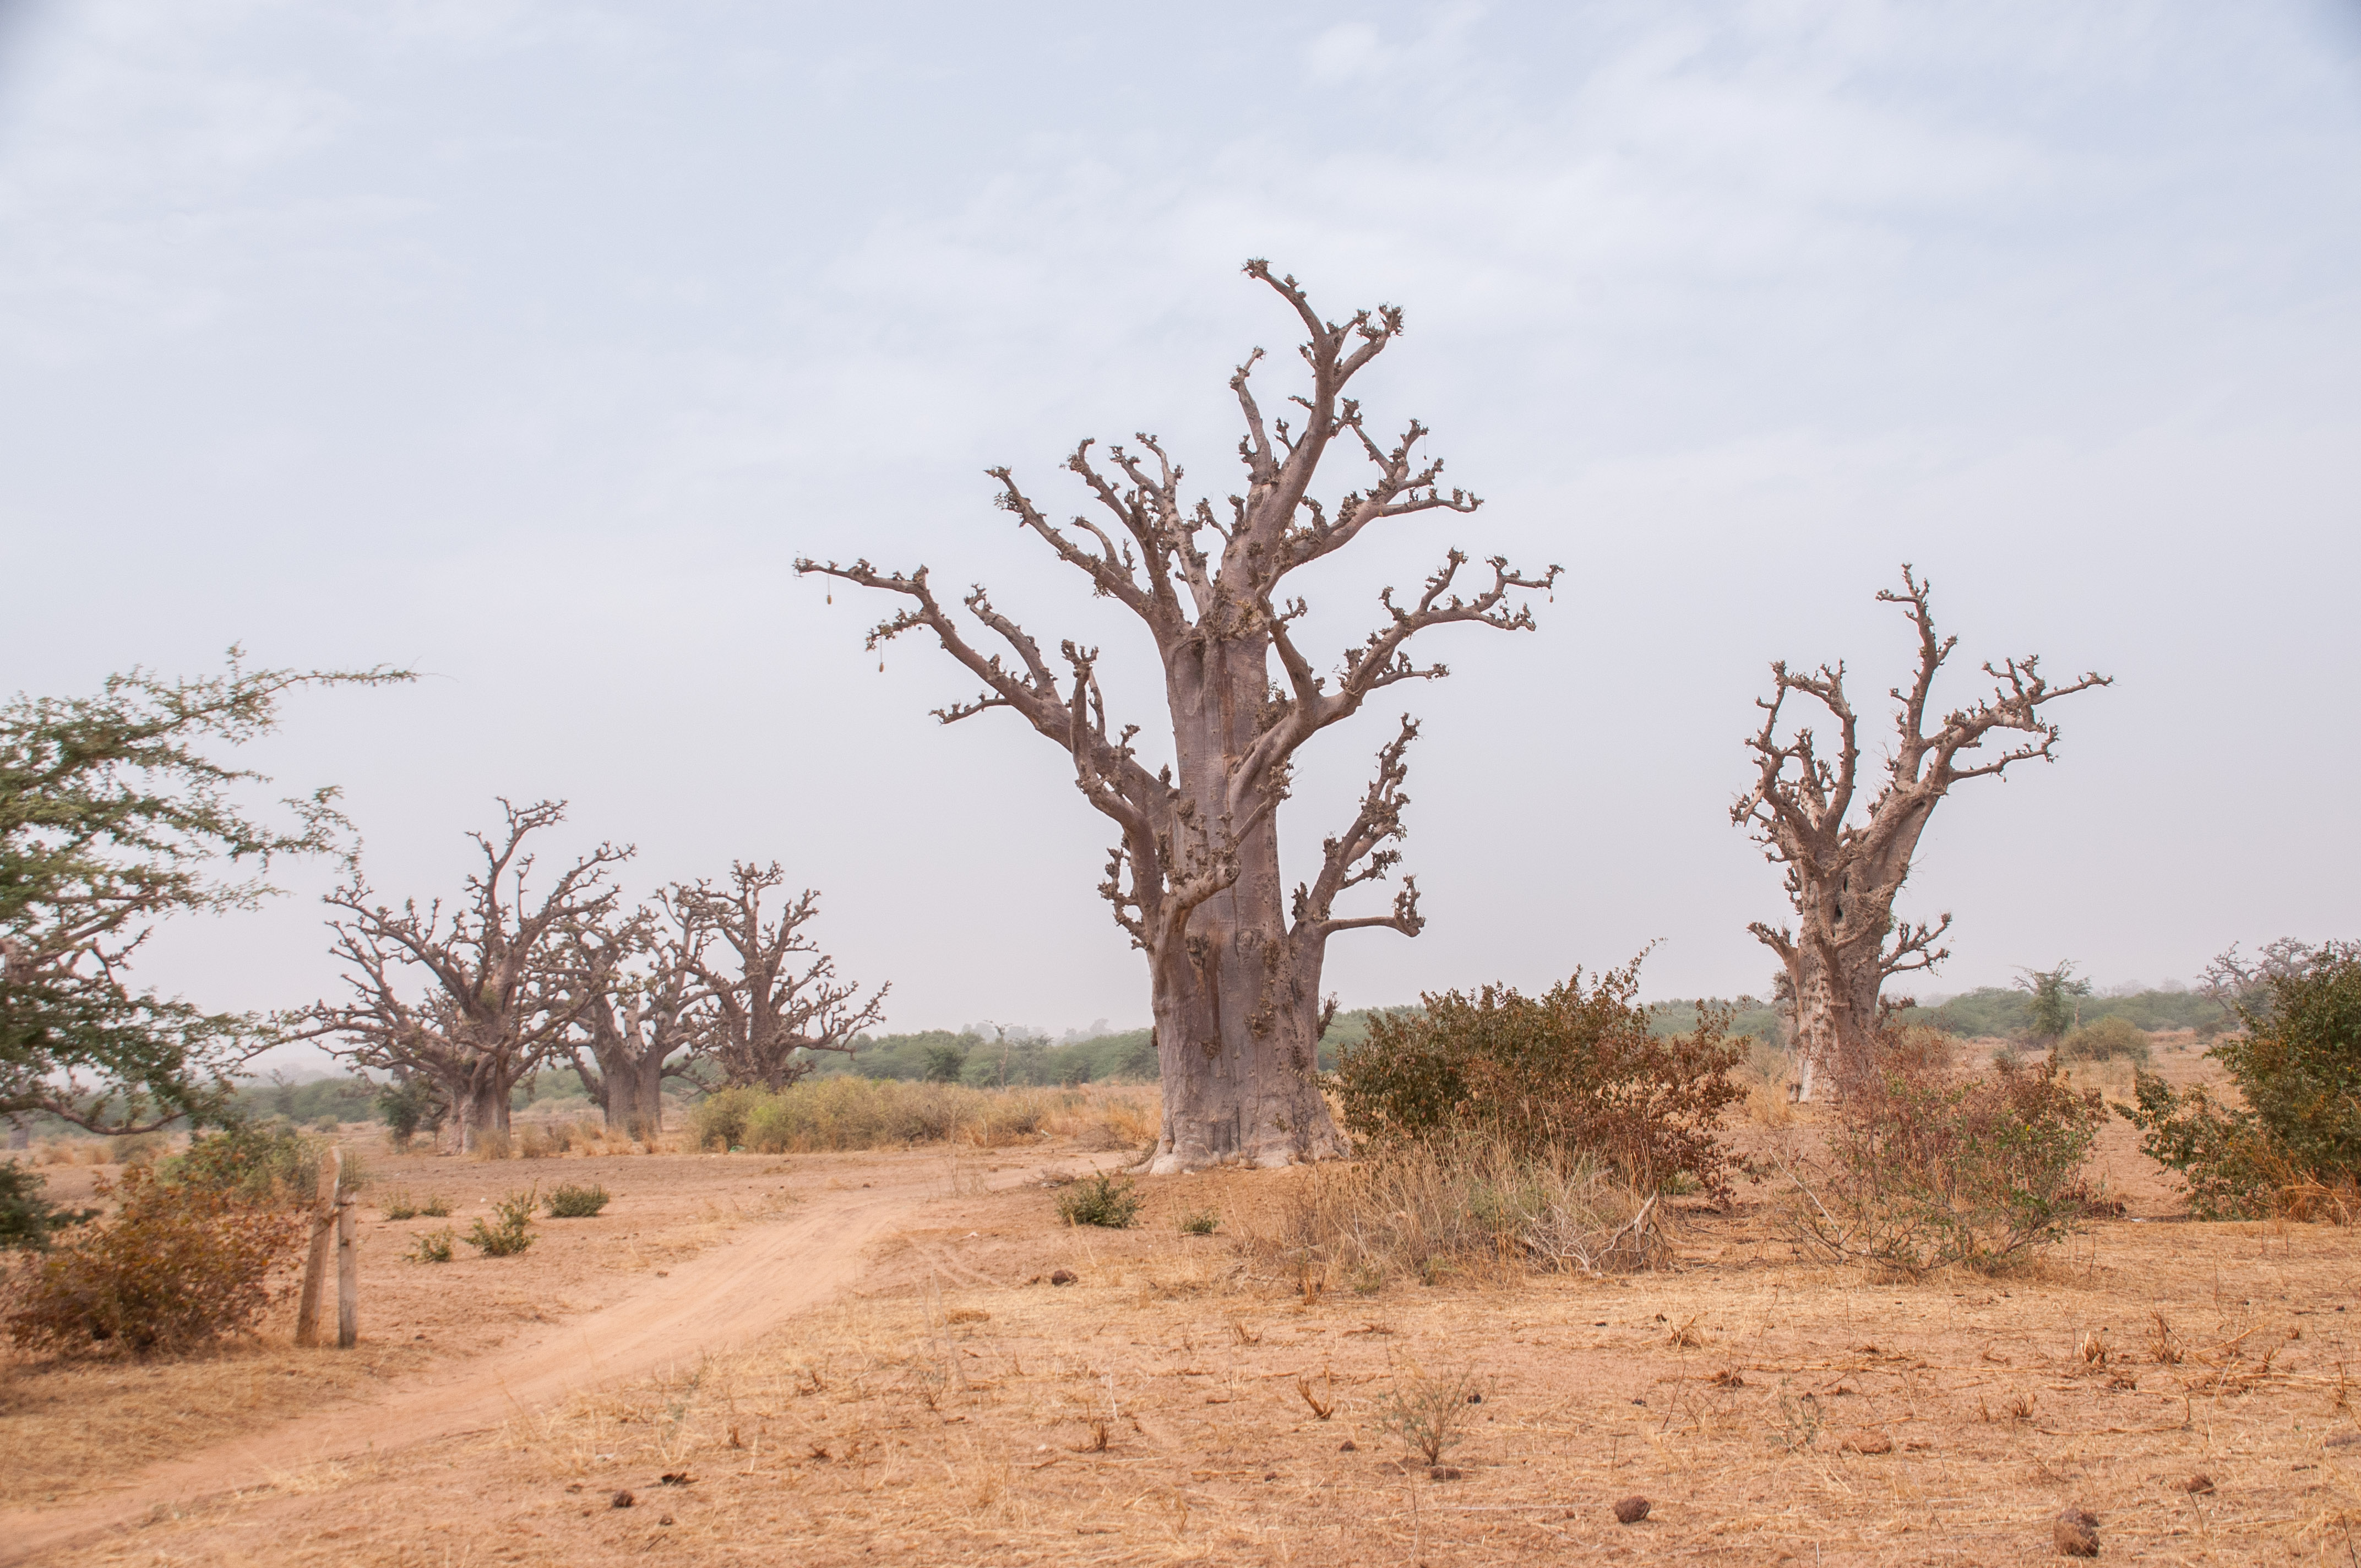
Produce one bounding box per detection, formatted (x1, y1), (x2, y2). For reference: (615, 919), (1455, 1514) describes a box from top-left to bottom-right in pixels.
(803, 262), (1555, 1172)
(1734, 568), (2109, 1099)
(565, 909), (703, 1141)
(573, 996), (674, 1140)
(459, 1070), (515, 1152)
(1146, 689), (1337, 1168)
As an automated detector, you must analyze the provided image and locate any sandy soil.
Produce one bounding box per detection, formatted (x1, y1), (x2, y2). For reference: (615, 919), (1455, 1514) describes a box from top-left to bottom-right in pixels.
(0, 1138), (1124, 1564)
(2, 1038), (2301, 1566)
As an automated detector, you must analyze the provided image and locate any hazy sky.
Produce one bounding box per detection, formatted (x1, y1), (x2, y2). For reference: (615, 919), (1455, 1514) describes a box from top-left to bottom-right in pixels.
(4, 1), (2357, 1067)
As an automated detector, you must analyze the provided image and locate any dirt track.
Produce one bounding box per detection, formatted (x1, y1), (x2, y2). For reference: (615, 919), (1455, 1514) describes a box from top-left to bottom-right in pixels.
(0, 1150), (1102, 1565)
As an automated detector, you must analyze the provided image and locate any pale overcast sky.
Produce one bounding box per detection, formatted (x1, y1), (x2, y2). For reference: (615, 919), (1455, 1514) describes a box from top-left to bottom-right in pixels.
(3, 2), (2357, 1065)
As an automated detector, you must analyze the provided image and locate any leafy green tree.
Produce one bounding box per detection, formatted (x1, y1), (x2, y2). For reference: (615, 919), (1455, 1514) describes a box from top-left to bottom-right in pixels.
(1, 652), (407, 1131)
(2121, 940), (2361, 1217)
(2014, 962), (2091, 1044)
(920, 1043), (967, 1083)
(375, 1071), (448, 1150)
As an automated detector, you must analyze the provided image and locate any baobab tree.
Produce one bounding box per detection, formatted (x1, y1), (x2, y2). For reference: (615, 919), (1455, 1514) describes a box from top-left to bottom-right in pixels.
(302, 800), (629, 1150)
(563, 902), (705, 1140)
(674, 863), (887, 1091)
(1733, 567), (2110, 1100)
(800, 262), (1558, 1171)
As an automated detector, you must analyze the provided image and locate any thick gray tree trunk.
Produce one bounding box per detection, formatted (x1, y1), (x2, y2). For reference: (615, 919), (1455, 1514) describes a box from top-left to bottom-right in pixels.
(805, 263), (1555, 1171)
(460, 1073), (514, 1152)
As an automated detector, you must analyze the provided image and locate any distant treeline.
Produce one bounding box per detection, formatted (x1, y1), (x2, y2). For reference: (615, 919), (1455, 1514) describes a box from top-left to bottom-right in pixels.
(1644, 998), (1787, 1045)
(79, 987), (2239, 1140)
(1897, 986), (2224, 1038)
(808, 1007), (1392, 1086)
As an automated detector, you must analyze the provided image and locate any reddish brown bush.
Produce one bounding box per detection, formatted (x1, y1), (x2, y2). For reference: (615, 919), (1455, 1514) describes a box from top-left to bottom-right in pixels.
(1333, 960), (1744, 1200)
(1775, 1054), (2104, 1275)
(7, 1164), (306, 1353)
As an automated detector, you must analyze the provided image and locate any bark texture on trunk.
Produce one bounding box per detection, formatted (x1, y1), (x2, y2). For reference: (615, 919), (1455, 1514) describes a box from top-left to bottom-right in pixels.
(803, 263), (1556, 1170)
(575, 1021), (673, 1139)
(1735, 568), (2109, 1099)
(569, 924), (697, 1140)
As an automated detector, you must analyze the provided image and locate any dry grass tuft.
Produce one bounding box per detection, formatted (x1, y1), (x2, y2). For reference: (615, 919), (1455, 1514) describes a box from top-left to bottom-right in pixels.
(1239, 1135), (1664, 1293)
(688, 1080), (1157, 1157)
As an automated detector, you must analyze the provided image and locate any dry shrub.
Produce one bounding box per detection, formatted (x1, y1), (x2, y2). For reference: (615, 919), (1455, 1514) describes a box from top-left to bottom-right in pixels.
(1242, 1136), (1665, 1292)
(1054, 1173), (1141, 1228)
(7, 1164), (306, 1354)
(545, 1182), (611, 1218)
(1333, 959), (1744, 1199)
(1775, 1055), (2104, 1275)
(518, 1125), (553, 1160)
(965, 1093), (1048, 1148)
(2121, 943), (2361, 1219)
(1374, 1361), (1490, 1465)
(163, 1121), (323, 1204)
(1738, 1039), (1798, 1127)
(1042, 1084), (1159, 1150)
(691, 1080), (1144, 1155)
(468, 1128), (514, 1161)
(2057, 1016), (2151, 1065)
(1876, 1025), (1957, 1074)
(466, 1189), (536, 1256)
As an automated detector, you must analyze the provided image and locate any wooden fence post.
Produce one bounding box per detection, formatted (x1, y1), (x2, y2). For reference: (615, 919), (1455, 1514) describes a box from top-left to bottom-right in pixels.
(334, 1148), (358, 1349)
(293, 1147), (338, 1348)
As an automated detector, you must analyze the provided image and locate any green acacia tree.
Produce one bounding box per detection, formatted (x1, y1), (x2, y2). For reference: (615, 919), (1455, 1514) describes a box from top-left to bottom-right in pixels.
(0, 651), (409, 1131)
(2014, 961), (2091, 1045)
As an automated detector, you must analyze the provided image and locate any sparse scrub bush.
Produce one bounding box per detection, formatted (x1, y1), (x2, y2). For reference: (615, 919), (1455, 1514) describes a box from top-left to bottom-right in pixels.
(691, 1086), (759, 1151)
(417, 1192), (451, 1217)
(2120, 941), (2361, 1218)
(545, 1182), (611, 1218)
(1243, 1135), (1664, 1291)
(1876, 1024), (1957, 1075)
(1179, 1210), (1220, 1236)
(2057, 1016), (2151, 1065)
(469, 1128), (513, 1162)
(161, 1121), (323, 1204)
(465, 1189), (536, 1256)
(7, 1164), (307, 1353)
(1774, 1054), (2104, 1274)
(1334, 960), (1744, 1199)
(380, 1190), (422, 1221)
(377, 1075), (447, 1151)
(1056, 1173), (1143, 1228)
(408, 1227), (455, 1264)
(1374, 1362), (1490, 1466)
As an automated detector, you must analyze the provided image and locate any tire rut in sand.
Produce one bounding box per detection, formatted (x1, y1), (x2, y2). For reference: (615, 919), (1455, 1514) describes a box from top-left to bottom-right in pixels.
(0, 1153), (1098, 1566)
